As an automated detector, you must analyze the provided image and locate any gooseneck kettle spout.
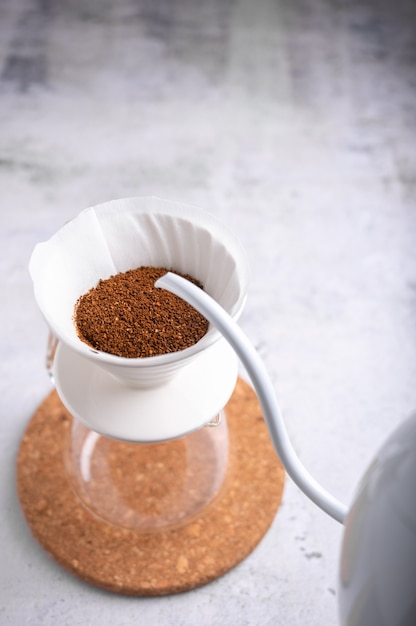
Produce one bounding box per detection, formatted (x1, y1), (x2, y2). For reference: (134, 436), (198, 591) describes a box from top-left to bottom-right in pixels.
(156, 272), (348, 525)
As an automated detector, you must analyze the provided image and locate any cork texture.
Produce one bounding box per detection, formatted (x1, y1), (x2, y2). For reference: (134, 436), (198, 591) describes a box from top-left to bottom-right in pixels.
(16, 378), (285, 596)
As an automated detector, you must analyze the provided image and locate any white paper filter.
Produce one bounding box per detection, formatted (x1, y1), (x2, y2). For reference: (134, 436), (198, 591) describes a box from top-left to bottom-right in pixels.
(29, 196), (249, 388)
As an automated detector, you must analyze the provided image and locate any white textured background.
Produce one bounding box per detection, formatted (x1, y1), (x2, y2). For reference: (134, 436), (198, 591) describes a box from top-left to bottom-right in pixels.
(1, 0), (416, 624)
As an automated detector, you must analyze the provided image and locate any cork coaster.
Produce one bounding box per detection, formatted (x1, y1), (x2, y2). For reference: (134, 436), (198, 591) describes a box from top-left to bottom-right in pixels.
(17, 378), (285, 596)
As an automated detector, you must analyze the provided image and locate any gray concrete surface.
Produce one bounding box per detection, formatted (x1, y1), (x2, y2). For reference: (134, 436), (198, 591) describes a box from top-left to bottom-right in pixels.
(1, 0), (416, 624)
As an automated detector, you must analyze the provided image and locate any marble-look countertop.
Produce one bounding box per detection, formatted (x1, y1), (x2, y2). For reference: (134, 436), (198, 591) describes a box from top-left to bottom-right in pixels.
(1, 1), (416, 624)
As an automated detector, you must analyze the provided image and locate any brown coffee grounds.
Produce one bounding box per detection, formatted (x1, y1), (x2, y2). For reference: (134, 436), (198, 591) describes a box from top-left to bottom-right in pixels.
(74, 266), (208, 358)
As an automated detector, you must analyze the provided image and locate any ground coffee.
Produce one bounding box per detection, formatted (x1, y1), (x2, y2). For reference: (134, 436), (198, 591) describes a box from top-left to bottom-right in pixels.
(74, 266), (208, 358)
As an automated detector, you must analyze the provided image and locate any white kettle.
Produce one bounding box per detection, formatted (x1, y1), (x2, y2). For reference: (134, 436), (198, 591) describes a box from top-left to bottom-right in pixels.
(158, 272), (416, 626)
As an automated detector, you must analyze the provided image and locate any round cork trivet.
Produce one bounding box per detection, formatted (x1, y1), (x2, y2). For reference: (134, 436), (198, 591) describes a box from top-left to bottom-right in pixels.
(17, 378), (285, 596)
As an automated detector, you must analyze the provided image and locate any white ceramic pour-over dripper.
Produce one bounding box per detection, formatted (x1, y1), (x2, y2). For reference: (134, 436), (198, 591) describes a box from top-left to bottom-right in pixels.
(29, 197), (249, 441)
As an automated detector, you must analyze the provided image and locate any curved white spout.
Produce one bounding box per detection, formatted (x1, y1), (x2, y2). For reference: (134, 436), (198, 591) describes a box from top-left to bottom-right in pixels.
(156, 272), (348, 524)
